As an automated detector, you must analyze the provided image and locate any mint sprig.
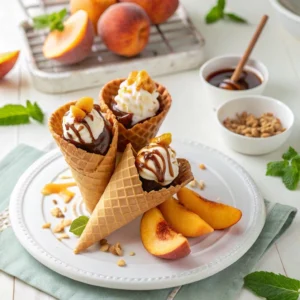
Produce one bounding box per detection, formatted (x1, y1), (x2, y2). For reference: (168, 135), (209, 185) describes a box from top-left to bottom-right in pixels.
(0, 101), (44, 126)
(69, 216), (89, 236)
(205, 0), (247, 24)
(244, 271), (300, 300)
(33, 8), (67, 32)
(266, 147), (300, 190)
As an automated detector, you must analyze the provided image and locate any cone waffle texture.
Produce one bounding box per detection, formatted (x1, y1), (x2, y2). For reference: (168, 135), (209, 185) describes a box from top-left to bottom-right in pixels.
(75, 143), (193, 253)
(48, 101), (119, 213)
(99, 78), (172, 152)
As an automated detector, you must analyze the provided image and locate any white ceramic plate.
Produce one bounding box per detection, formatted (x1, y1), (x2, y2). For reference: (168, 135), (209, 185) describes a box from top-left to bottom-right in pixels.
(10, 140), (265, 290)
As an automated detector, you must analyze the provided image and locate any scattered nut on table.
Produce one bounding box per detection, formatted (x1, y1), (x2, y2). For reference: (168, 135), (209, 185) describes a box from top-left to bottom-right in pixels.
(117, 259), (126, 267)
(51, 207), (64, 218)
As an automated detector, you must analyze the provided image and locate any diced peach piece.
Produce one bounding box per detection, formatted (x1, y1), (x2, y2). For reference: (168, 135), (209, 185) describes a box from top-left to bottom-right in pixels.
(76, 97), (94, 113)
(43, 10), (94, 64)
(150, 133), (172, 146)
(41, 182), (77, 195)
(159, 198), (214, 237)
(140, 207), (191, 260)
(71, 105), (86, 121)
(0, 50), (19, 79)
(177, 187), (242, 230)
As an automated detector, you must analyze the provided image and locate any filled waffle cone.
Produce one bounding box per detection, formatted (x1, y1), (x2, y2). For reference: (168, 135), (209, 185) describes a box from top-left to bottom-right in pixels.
(48, 101), (118, 213)
(99, 78), (172, 152)
(74, 143), (193, 253)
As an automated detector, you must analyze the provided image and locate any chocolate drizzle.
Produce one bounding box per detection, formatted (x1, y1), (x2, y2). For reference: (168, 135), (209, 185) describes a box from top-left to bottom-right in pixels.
(63, 104), (112, 155)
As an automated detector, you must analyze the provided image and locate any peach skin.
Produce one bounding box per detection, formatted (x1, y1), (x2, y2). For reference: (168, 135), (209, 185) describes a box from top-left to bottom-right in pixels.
(0, 50), (19, 79)
(43, 10), (94, 64)
(141, 207), (191, 260)
(70, 0), (117, 32)
(159, 198), (214, 237)
(97, 3), (150, 57)
(177, 187), (242, 230)
(119, 0), (179, 24)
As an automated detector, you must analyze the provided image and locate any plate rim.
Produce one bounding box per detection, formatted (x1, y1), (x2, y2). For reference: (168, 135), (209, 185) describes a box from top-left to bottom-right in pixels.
(9, 140), (266, 290)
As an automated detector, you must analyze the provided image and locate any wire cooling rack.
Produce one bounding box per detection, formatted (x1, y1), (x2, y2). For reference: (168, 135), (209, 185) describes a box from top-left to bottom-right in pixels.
(18, 0), (205, 93)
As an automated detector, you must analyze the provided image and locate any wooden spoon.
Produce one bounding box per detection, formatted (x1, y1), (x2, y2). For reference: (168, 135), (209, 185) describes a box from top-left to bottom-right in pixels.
(219, 15), (269, 90)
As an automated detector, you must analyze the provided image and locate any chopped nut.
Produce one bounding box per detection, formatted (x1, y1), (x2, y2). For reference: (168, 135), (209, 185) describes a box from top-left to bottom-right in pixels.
(53, 219), (72, 233)
(100, 244), (110, 252)
(59, 174), (72, 179)
(58, 233), (69, 241)
(42, 222), (51, 229)
(109, 245), (117, 255)
(100, 239), (107, 245)
(117, 259), (126, 267)
(199, 180), (205, 190)
(115, 242), (123, 256)
(199, 164), (206, 170)
(52, 199), (58, 205)
(189, 180), (197, 188)
(129, 251), (135, 256)
(63, 219), (72, 227)
(51, 207), (64, 218)
(63, 206), (67, 213)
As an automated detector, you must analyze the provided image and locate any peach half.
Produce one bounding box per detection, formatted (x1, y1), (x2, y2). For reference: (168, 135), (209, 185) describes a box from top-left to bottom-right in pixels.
(140, 207), (191, 260)
(0, 50), (19, 79)
(177, 187), (242, 230)
(43, 10), (94, 64)
(159, 198), (214, 237)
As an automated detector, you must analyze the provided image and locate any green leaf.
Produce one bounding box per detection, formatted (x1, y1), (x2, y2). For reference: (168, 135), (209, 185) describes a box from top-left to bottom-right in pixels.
(26, 100), (44, 123)
(291, 155), (300, 169)
(244, 271), (300, 300)
(282, 165), (299, 190)
(205, 6), (224, 24)
(225, 13), (248, 23)
(33, 8), (67, 32)
(217, 0), (226, 11)
(283, 147), (298, 161)
(69, 216), (89, 236)
(0, 104), (30, 126)
(266, 161), (289, 177)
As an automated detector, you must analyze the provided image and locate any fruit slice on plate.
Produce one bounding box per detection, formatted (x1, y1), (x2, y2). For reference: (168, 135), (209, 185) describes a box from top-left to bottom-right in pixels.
(0, 50), (19, 79)
(159, 198), (214, 237)
(43, 10), (94, 64)
(141, 207), (191, 260)
(177, 187), (242, 230)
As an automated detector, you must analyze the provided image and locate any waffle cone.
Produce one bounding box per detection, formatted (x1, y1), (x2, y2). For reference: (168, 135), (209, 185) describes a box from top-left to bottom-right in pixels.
(75, 143), (193, 253)
(99, 78), (172, 152)
(48, 101), (118, 213)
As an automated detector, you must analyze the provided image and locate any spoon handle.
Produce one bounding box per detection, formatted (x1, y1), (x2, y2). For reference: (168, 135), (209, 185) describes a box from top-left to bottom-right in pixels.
(231, 15), (269, 83)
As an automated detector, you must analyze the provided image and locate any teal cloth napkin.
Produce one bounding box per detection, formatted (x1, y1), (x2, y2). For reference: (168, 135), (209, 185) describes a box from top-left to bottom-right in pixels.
(0, 145), (297, 300)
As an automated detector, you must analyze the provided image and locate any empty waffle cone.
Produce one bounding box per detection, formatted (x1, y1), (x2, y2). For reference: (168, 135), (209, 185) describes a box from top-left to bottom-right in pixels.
(74, 143), (193, 253)
(99, 78), (172, 152)
(48, 101), (118, 213)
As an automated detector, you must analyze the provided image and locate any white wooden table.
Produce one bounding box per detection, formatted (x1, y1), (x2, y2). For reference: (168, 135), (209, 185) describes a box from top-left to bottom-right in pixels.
(1, 0), (300, 299)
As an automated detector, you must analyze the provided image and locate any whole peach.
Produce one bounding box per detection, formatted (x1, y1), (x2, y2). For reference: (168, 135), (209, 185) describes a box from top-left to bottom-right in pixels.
(119, 0), (179, 24)
(70, 0), (117, 32)
(97, 3), (150, 57)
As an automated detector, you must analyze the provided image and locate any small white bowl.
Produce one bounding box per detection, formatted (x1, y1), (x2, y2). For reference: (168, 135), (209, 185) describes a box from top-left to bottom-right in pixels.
(269, 0), (300, 39)
(216, 96), (294, 155)
(199, 55), (269, 110)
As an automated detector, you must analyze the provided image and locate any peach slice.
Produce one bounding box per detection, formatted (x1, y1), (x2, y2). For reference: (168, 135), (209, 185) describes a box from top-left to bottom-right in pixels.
(76, 97), (94, 113)
(43, 10), (94, 64)
(177, 187), (242, 230)
(0, 50), (19, 79)
(159, 198), (214, 237)
(141, 207), (191, 259)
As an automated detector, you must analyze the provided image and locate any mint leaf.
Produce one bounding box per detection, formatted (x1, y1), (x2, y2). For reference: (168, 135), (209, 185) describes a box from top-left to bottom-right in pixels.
(291, 155), (300, 169)
(69, 216), (89, 236)
(244, 271), (300, 300)
(217, 0), (226, 10)
(283, 147), (298, 161)
(26, 100), (44, 123)
(33, 8), (67, 32)
(205, 6), (223, 24)
(225, 13), (248, 23)
(0, 104), (30, 125)
(282, 165), (299, 190)
(266, 161), (289, 177)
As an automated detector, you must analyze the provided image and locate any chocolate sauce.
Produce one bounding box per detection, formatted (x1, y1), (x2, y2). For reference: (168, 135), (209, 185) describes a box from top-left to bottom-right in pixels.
(110, 101), (133, 128)
(135, 144), (175, 191)
(63, 104), (112, 155)
(206, 68), (262, 90)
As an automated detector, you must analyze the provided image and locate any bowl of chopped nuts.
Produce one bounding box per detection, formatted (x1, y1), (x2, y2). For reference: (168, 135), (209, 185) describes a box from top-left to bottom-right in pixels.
(216, 95), (294, 155)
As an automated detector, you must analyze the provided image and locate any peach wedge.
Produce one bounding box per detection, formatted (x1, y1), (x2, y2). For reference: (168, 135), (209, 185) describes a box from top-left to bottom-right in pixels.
(177, 187), (242, 230)
(159, 198), (214, 237)
(43, 10), (94, 64)
(141, 207), (191, 260)
(0, 50), (19, 79)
